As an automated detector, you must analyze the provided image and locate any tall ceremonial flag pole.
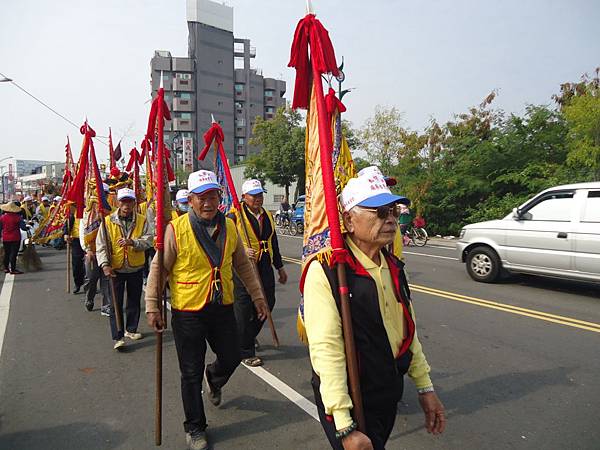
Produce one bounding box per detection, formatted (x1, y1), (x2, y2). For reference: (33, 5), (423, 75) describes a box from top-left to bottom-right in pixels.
(65, 136), (74, 293)
(147, 72), (172, 446)
(289, 6), (366, 431)
(198, 117), (280, 347)
(66, 121), (124, 333)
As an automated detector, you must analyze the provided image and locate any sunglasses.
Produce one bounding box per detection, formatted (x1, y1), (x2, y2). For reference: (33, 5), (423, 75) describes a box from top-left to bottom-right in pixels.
(357, 204), (401, 219)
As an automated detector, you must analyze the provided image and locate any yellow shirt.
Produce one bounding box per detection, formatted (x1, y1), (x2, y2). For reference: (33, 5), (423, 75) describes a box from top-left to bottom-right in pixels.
(304, 237), (432, 431)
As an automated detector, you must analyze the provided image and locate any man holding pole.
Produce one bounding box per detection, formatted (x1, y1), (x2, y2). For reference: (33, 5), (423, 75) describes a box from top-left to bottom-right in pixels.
(96, 187), (153, 350)
(231, 179), (287, 366)
(304, 168), (445, 450)
(145, 170), (268, 450)
(64, 205), (85, 294)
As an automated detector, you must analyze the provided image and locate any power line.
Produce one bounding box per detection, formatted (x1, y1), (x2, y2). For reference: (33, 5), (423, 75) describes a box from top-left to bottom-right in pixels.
(0, 71), (108, 146)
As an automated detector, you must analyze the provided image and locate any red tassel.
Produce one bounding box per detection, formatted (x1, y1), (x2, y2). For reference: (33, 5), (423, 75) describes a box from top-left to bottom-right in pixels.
(288, 14), (339, 109)
(325, 87), (346, 127)
(198, 122), (224, 161)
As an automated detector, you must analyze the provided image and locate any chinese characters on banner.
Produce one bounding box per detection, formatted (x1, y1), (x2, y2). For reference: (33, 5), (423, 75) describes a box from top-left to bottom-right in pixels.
(183, 137), (194, 172)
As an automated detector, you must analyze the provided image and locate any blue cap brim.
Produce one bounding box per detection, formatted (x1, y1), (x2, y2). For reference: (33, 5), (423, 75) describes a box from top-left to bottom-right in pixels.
(177, 198), (189, 204)
(190, 183), (221, 194)
(245, 188), (264, 195)
(357, 193), (406, 208)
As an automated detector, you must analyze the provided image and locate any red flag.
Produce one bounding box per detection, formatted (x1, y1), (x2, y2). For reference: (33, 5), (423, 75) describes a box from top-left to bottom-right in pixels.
(66, 123), (94, 218)
(109, 128), (115, 169)
(113, 141), (122, 162)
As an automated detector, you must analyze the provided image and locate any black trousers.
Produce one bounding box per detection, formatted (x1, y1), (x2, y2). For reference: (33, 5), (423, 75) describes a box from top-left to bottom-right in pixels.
(233, 266), (276, 358)
(109, 269), (143, 340)
(71, 238), (85, 288)
(312, 376), (398, 450)
(171, 303), (241, 433)
(85, 257), (110, 308)
(3, 241), (19, 272)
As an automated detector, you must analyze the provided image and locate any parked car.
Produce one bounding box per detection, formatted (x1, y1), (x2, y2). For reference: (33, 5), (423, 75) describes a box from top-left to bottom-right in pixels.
(457, 182), (600, 283)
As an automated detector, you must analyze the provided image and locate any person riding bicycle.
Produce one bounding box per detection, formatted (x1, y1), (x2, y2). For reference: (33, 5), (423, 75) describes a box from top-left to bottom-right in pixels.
(399, 203), (412, 236)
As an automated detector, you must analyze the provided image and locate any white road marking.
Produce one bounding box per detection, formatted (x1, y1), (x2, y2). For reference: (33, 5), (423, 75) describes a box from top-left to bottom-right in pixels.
(0, 274), (15, 357)
(243, 364), (319, 422)
(403, 251), (457, 261)
(144, 286), (320, 422)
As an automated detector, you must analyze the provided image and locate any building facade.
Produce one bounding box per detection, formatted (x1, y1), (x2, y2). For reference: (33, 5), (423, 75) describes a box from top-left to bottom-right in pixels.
(0, 158), (63, 201)
(150, 0), (286, 170)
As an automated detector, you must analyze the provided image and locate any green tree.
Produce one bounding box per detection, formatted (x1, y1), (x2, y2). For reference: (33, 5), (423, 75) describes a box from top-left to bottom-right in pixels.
(360, 106), (406, 175)
(245, 106), (305, 200)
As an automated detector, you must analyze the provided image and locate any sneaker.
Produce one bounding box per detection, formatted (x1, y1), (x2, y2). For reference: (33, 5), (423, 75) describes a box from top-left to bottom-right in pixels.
(113, 339), (126, 351)
(205, 372), (221, 406)
(242, 356), (264, 367)
(186, 430), (208, 450)
(125, 331), (143, 340)
(100, 307), (110, 317)
(85, 300), (94, 312)
(10, 270), (23, 275)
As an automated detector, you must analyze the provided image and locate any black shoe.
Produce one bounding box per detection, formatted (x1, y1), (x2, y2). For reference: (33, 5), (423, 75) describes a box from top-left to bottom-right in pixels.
(205, 373), (221, 406)
(82, 281), (90, 293)
(73, 285), (81, 294)
(85, 300), (94, 311)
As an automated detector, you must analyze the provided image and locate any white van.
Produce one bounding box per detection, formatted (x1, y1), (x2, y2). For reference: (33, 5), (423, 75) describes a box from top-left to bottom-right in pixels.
(457, 182), (600, 283)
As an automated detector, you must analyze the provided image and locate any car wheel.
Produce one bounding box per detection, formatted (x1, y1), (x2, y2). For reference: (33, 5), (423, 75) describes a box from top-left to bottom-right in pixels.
(466, 246), (501, 283)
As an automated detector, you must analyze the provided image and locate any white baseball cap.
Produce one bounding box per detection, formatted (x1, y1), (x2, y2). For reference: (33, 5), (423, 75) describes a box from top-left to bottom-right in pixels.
(176, 189), (189, 203)
(24, 195), (32, 202)
(117, 188), (136, 201)
(242, 179), (264, 195)
(102, 183), (110, 193)
(340, 167), (404, 212)
(357, 166), (408, 203)
(53, 196), (62, 202)
(188, 170), (221, 195)
(41, 196), (49, 202)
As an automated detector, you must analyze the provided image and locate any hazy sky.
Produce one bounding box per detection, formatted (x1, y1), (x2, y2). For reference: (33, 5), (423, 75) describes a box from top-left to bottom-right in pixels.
(1, 0), (599, 163)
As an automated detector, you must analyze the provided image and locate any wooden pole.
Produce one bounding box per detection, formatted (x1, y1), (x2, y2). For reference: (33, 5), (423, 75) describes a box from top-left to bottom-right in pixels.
(154, 82), (168, 447)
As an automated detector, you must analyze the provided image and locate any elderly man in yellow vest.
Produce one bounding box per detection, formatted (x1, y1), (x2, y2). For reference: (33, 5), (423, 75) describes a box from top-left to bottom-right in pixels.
(35, 196), (50, 222)
(231, 179), (287, 367)
(304, 167), (445, 450)
(145, 170), (268, 450)
(64, 205), (85, 294)
(96, 187), (153, 350)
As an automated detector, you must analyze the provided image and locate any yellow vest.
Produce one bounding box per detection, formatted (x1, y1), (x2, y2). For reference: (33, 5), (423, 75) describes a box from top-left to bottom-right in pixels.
(169, 215), (238, 311)
(22, 205), (33, 220)
(104, 213), (147, 270)
(71, 218), (80, 239)
(391, 228), (404, 260)
(237, 205), (275, 262)
(39, 203), (48, 217)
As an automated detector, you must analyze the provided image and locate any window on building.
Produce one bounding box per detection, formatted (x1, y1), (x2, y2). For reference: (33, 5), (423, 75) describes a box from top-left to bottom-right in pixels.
(180, 93), (192, 99)
(218, 120), (223, 125)
(235, 84), (244, 93)
(273, 194), (284, 203)
(265, 106), (275, 113)
(179, 113), (192, 120)
(235, 102), (243, 109)
(176, 73), (192, 80)
(237, 138), (245, 146)
(218, 59), (223, 64)
(217, 82), (223, 87)
(264, 89), (274, 99)
(218, 101), (223, 107)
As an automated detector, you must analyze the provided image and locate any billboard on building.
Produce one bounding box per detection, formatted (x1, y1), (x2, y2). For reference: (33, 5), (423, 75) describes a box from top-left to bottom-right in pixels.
(183, 137), (194, 172)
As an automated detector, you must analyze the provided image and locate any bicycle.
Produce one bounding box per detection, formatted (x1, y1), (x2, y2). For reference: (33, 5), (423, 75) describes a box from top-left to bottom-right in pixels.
(402, 216), (428, 247)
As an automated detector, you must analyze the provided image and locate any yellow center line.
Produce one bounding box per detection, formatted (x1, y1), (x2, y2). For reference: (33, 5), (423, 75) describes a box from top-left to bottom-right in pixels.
(281, 256), (600, 334)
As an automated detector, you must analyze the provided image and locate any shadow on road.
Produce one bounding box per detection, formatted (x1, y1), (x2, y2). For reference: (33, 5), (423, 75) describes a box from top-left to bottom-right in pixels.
(0, 421), (127, 450)
(390, 365), (577, 440)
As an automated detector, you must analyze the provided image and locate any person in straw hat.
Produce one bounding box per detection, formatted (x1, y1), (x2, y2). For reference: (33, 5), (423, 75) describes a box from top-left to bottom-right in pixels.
(0, 202), (28, 274)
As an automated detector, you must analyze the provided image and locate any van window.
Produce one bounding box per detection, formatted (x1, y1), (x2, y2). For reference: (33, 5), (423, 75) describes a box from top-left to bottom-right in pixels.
(582, 191), (600, 222)
(524, 192), (575, 221)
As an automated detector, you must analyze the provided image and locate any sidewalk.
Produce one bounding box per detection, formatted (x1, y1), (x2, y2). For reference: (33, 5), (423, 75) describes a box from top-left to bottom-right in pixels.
(426, 236), (458, 248)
